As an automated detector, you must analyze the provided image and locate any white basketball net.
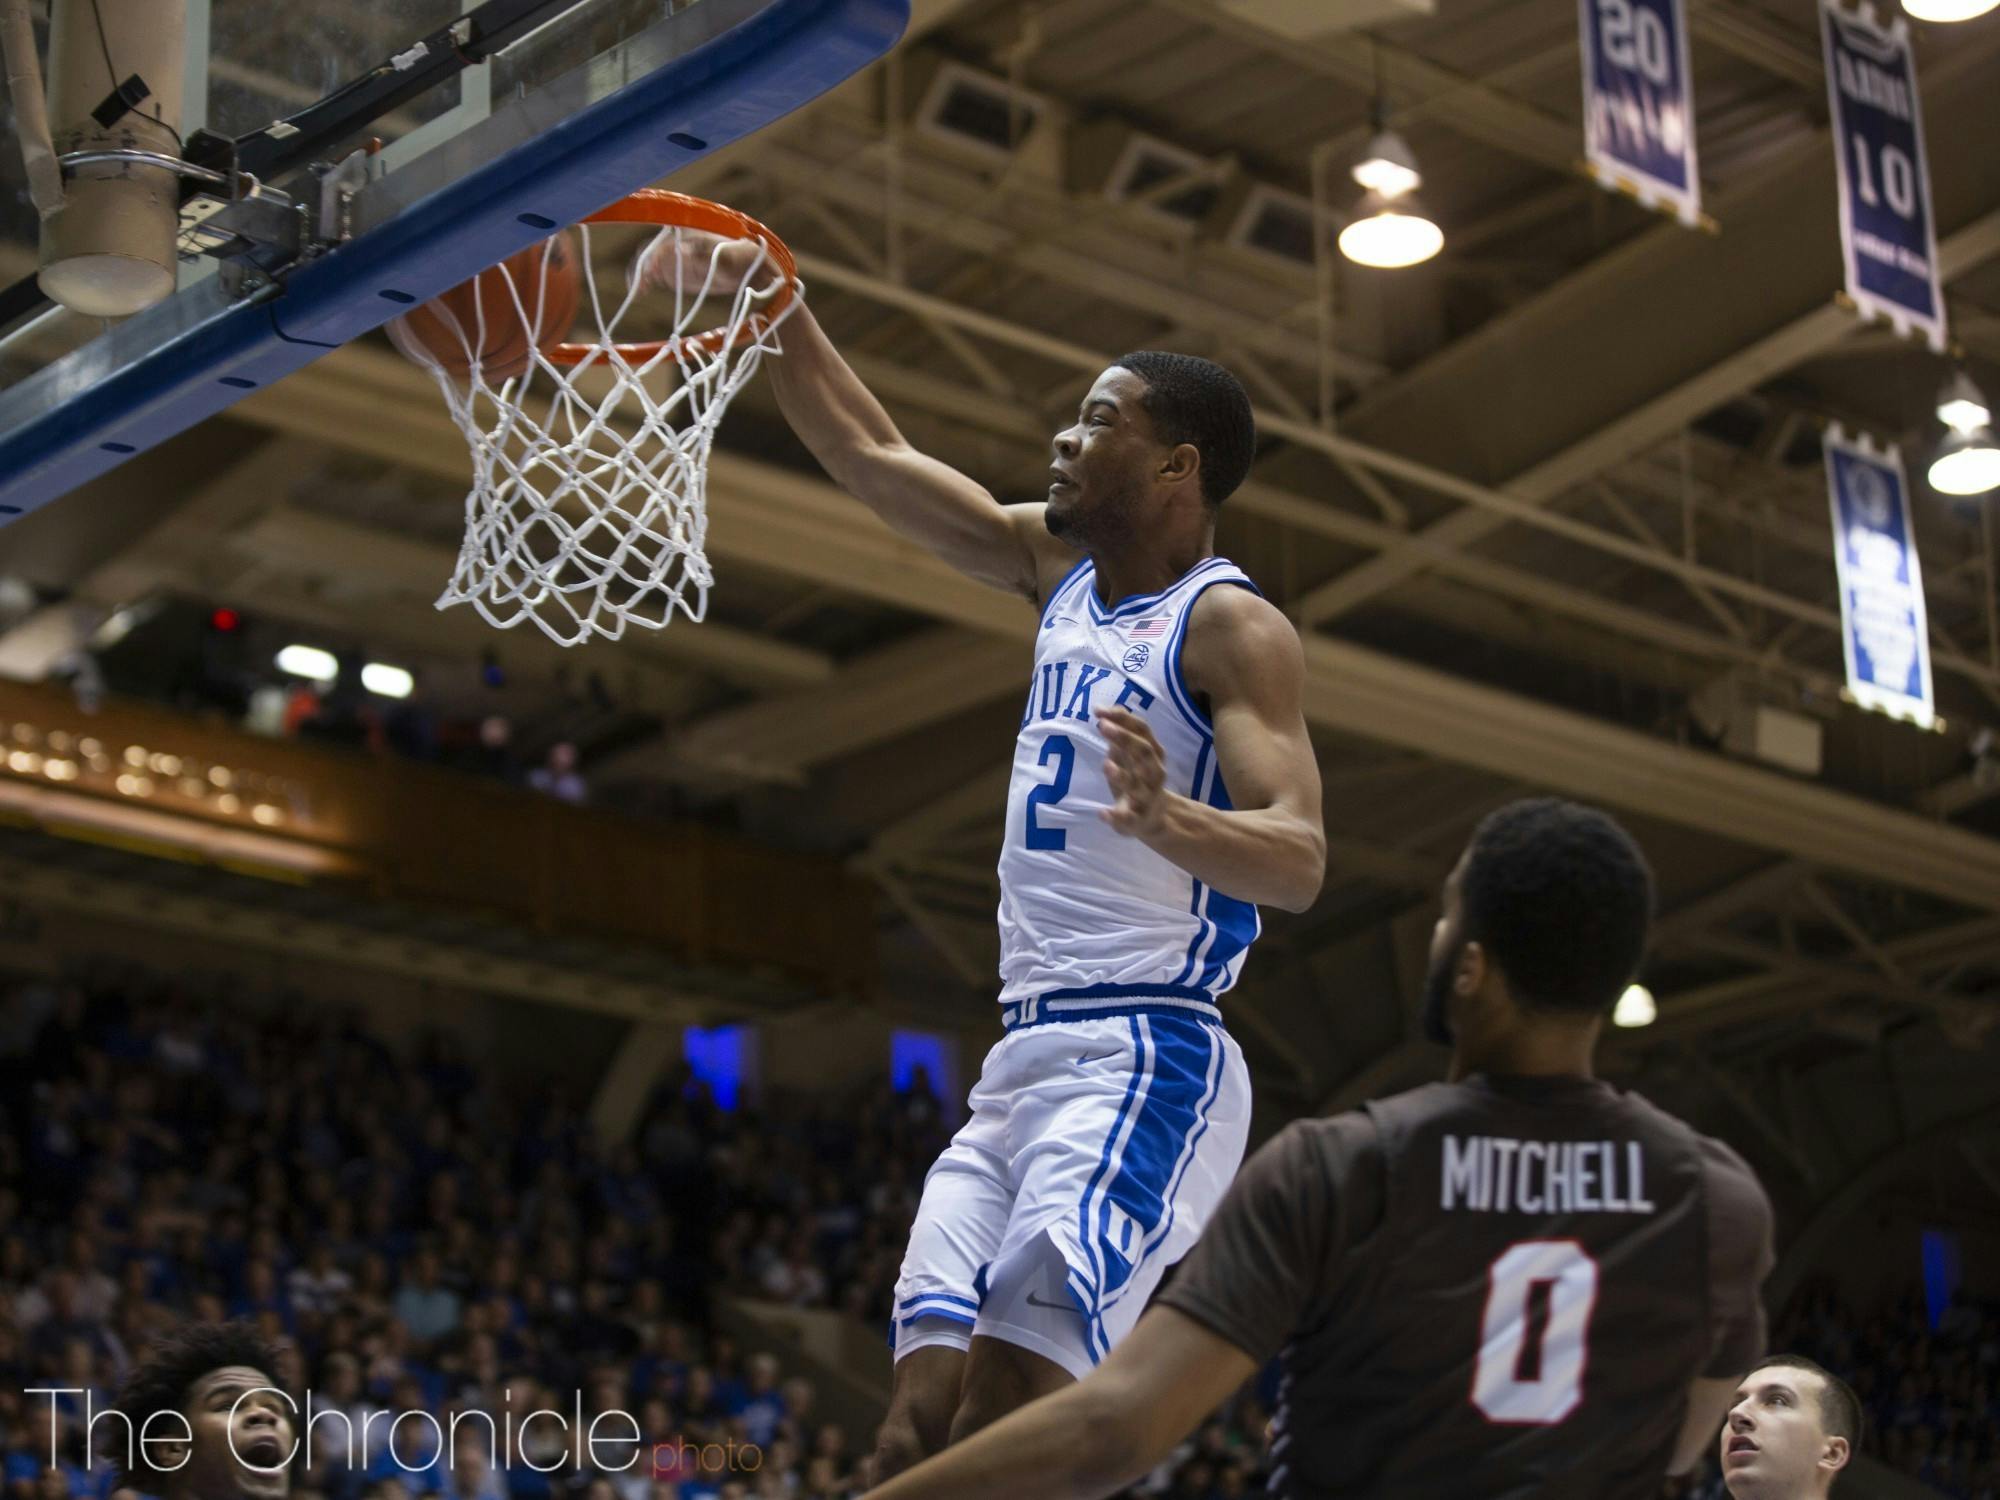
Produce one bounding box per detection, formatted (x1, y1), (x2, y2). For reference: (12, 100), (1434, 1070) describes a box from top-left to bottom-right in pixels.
(402, 222), (797, 647)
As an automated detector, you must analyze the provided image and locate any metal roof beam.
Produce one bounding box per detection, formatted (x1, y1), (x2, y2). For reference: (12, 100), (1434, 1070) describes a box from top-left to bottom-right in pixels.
(1642, 916), (2000, 1040)
(1298, 636), (2000, 911)
(774, 253), (2000, 694)
(231, 505), (836, 691)
(0, 850), (717, 1021)
(234, 348), (2000, 911)
(738, 137), (1385, 386)
(1309, 26), (2000, 619)
(1687, 1), (1822, 88)
(651, 628), (1021, 784)
(1151, 0), (1581, 175)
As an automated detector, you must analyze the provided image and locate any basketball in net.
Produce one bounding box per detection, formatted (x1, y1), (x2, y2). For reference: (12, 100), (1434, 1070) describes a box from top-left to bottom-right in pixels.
(387, 234), (584, 382)
(390, 191), (799, 648)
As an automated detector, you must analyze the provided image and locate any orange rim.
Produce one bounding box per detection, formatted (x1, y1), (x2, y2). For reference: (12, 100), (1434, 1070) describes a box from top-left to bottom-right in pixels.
(541, 189), (798, 366)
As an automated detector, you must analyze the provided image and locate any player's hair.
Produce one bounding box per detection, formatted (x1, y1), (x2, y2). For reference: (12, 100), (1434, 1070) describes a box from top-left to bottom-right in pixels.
(1113, 351), (1256, 506)
(114, 1320), (283, 1489)
(1750, 1355), (1862, 1446)
(1459, 797), (1654, 1016)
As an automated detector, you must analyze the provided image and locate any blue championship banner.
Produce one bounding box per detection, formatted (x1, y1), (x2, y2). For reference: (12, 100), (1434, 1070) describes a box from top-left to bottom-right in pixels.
(1823, 426), (1935, 728)
(1820, 2), (1946, 351)
(1578, 0), (1701, 225)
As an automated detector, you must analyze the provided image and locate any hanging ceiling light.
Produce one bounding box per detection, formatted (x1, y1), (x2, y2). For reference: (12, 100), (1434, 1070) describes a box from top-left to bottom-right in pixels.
(1612, 984), (1658, 1028)
(1338, 189), (1444, 268)
(1338, 50), (1442, 270)
(361, 662), (415, 699)
(1900, 0), (1998, 21)
(274, 644), (338, 682)
(1928, 425), (2000, 495)
(1351, 128), (1422, 200)
(1937, 368), (1992, 433)
(1927, 367), (1999, 495)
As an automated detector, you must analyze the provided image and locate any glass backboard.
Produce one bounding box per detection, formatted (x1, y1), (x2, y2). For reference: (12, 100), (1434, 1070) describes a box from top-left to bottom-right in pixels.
(0, 0), (907, 519)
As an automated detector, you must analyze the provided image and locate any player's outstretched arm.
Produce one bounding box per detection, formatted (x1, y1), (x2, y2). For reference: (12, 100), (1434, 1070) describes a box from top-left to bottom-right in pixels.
(764, 297), (1077, 601)
(859, 1307), (1258, 1500)
(1670, 1377), (1739, 1475)
(1097, 586), (1325, 911)
(1669, 1137), (1777, 1475)
(639, 232), (1075, 599)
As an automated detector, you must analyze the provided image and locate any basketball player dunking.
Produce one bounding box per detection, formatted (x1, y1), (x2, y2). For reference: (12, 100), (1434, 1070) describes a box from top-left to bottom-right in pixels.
(651, 240), (1326, 1475)
(855, 799), (1777, 1500)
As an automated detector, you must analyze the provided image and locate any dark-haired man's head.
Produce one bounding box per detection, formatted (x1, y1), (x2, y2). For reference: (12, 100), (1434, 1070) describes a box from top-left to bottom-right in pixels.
(115, 1322), (291, 1500)
(1422, 798), (1654, 1058)
(1044, 355), (1254, 551)
(1722, 1356), (1858, 1497)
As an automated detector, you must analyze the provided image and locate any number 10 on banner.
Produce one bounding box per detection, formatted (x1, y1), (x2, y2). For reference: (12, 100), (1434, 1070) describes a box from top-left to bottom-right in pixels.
(1820, 0), (1945, 351)
(1848, 137), (1919, 220)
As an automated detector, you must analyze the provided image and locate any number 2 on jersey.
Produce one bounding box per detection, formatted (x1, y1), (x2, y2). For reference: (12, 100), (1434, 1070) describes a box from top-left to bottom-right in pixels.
(1024, 733), (1075, 850)
(1471, 1240), (1600, 1424)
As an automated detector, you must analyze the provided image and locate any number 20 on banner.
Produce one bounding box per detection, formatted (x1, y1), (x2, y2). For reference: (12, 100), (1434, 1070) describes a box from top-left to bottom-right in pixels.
(1578, 0), (1701, 227)
(1597, 0), (1672, 81)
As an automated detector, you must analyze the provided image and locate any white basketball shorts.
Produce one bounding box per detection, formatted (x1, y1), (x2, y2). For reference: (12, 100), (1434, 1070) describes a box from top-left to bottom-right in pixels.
(890, 991), (1252, 1381)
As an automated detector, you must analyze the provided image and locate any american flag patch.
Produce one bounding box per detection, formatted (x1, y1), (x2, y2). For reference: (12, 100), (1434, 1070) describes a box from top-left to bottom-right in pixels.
(1128, 616), (1171, 639)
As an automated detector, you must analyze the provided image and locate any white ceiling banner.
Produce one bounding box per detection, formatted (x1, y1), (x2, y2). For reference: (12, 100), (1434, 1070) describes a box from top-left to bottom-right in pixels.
(1578, 0), (1702, 226)
(1823, 425), (1935, 729)
(1820, 1), (1947, 351)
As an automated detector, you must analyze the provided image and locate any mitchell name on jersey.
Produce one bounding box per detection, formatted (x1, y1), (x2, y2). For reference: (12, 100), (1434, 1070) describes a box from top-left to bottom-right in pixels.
(1441, 1133), (1659, 1215)
(995, 556), (1263, 1009)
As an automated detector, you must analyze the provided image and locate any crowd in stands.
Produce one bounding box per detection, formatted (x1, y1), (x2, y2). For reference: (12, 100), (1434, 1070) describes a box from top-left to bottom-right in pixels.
(147, 629), (593, 806)
(0, 969), (1272, 1500)
(261, 669), (589, 808)
(13, 964), (1991, 1500)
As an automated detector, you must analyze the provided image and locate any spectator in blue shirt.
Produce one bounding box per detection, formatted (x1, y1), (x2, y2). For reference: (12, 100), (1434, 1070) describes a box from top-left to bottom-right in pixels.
(734, 1359), (784, 1451)
(391, 1255), (460, 1348)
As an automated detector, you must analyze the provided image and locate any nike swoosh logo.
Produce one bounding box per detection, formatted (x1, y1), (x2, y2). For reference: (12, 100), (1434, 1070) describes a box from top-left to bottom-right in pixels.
(1025, 1293), (1083, 1317)
(1076, 1050), (1121, 1066)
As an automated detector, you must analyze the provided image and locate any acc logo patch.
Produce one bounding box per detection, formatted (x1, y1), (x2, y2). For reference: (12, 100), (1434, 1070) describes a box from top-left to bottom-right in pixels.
(1122, 643), (1151, 673)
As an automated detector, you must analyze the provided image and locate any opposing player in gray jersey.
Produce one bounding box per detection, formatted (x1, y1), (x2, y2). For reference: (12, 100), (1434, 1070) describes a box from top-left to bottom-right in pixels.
(855, 798), (1776, 1500)
(648, 235), (1326, 1479)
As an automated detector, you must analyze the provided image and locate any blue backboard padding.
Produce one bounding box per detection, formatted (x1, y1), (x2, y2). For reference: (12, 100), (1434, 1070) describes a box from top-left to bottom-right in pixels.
(0, 278), (321, 520)
(0, 0), (907, 523)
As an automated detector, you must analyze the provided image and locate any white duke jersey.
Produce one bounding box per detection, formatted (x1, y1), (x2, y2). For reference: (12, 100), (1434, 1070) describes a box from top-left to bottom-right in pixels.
(996, 555), (1264, 1008)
